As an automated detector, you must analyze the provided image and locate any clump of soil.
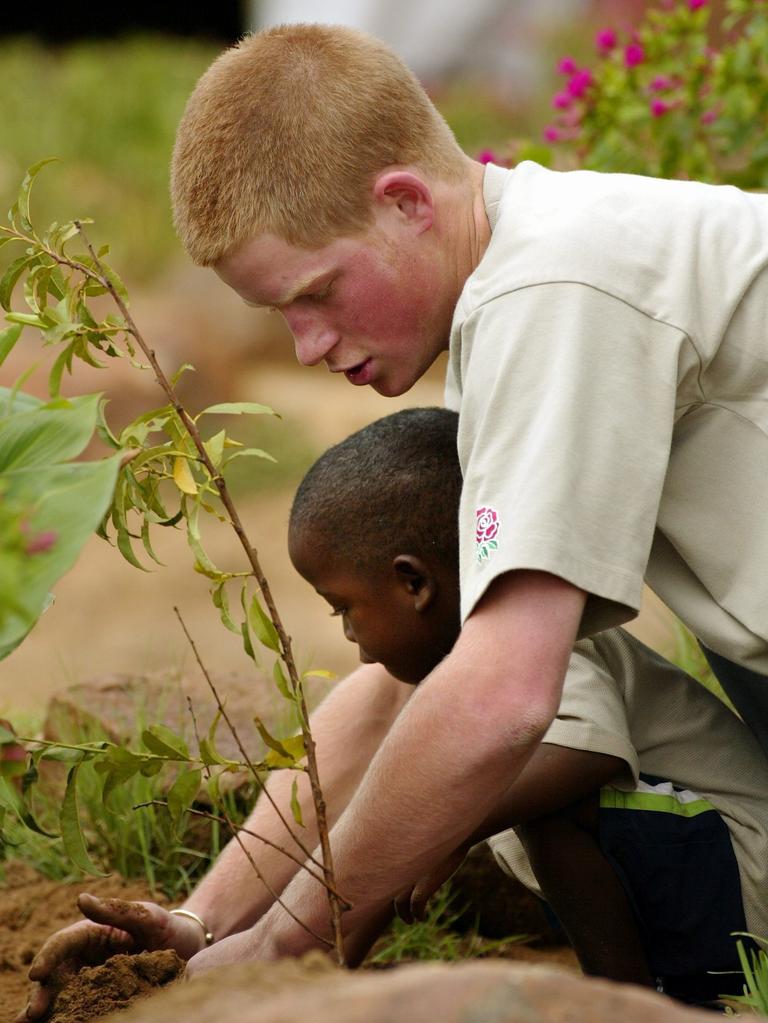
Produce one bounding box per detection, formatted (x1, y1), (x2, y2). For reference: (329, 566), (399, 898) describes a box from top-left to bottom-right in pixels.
(47, 949), (185, 1023)
(0, 862), (166, 1023)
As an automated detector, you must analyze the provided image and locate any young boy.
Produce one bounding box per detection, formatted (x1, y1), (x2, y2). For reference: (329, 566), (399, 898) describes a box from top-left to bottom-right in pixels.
(288, 406), (768, 1006)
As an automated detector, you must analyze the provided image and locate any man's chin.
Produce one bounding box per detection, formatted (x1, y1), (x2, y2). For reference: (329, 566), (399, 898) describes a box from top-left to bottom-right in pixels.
(370, 375), (414, 398)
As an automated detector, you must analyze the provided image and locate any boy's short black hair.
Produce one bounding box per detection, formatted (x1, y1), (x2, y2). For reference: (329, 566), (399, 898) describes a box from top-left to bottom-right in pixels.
(290, 407), (461, 574)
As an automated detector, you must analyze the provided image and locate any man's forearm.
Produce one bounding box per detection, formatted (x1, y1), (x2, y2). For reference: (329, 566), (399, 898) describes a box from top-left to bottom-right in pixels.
(183, 663), (412, 939)
(257, 572), (586, 956)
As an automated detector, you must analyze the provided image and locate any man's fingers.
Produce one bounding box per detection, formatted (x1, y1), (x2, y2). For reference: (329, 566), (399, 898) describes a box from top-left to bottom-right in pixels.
(76, 894), (156, 941)
(15, 980), (54, 1022)
(28, 918), (133, 981)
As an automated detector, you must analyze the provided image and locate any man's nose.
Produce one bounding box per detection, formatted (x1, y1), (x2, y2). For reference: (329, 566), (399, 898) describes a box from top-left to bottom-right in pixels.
(281, 308), (339, 366)
(342, 618), (355, 644)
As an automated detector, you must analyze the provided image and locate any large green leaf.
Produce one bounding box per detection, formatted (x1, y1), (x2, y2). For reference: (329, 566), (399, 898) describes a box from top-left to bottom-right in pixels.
(0, 391), (102, 471)
(0, 388), (122, 658)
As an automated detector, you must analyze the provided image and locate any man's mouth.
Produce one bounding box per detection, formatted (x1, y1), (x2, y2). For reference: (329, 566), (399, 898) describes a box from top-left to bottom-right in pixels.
(343, 359), (374, 386)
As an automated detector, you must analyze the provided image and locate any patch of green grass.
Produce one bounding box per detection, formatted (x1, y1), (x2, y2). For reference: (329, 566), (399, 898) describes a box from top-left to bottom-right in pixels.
(0, 710), (257, 900)
(367, 884), (528, 965)
(0, 35), (216, 283)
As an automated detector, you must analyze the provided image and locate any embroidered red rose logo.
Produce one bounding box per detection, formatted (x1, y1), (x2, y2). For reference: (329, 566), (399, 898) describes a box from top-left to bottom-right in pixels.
(475, 506), (500, 562)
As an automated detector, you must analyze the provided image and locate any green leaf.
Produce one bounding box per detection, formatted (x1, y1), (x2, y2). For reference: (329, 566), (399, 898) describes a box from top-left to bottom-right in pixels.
(203, 429), (226, 469)
(60, 764), (107, 876)
(94, 746), (143, 803)
(224, 447), (277, 465)
(0, 254), (41, 311)
(290, 777), (304, 827)
(247, 595), (281, 654)
(170, 363), (195, 386)
(0, 774), (56, 837)
(0, 324), (23, 368)
(199, 402), (277, 418)
(167, 768), (202, 829)
(16, 158), (59, 231)
(141, 725), (189, 760)
(198, 710), (239, 770)
(0, 391), (102, 471)
(185, 500), (220, 579)
(116, 521), (147, 572)
(212, 581), (240, 635)
(256, 719), (306, 768)
(272, 660), (293, 700)
(303, 668), (336, 680)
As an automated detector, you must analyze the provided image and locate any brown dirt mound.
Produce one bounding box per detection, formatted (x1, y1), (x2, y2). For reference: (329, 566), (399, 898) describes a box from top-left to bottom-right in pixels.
(0, 862), (165, 1023)
(47, 950), (184, 1023)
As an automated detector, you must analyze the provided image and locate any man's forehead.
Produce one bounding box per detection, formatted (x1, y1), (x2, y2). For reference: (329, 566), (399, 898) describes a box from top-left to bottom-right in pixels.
(216, 233), (338, 306)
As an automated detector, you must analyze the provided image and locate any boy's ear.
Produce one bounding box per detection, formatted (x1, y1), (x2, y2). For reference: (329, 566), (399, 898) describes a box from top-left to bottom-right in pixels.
(372, 171), (434, 233)
(392, 555), (437, 612)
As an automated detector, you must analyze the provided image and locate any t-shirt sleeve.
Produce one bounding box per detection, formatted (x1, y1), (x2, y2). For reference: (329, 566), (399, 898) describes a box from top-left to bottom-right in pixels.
(541, 636), (638, 787)
(455, 281), (686, 632)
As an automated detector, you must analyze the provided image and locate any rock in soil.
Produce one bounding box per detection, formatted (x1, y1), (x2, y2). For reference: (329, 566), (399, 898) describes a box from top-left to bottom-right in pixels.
(109, 957), (720, 1023)
(47, 950), (185, 1023)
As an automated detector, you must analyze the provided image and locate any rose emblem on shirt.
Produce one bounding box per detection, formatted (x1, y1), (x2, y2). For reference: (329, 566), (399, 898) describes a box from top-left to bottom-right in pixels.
(475, 505), (500, 562)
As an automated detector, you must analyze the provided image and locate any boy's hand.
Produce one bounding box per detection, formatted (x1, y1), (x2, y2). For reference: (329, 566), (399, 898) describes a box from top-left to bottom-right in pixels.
(16, 894), (205, 1022)
(394, 847), (467, 924)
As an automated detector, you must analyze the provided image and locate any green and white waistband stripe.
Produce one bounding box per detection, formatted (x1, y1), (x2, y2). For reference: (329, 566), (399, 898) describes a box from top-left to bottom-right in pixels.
(600, 779), (715, 817)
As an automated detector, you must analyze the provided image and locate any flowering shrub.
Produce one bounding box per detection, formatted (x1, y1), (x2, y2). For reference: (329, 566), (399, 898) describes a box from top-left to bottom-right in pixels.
(539, 0), (768, 187)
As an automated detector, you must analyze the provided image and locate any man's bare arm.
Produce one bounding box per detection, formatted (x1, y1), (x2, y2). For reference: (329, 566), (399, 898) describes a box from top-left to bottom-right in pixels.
(18, 663), (410, 1021)
(184, 662), (412, 938)
(189, 569), (586, 969)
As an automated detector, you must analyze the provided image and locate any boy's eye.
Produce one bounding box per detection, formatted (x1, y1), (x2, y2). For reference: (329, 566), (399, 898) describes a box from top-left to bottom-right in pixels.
(330, 608), (346, 618)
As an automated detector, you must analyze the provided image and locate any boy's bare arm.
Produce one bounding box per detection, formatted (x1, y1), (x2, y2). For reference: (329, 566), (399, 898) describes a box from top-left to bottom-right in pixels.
(188, 569), (585, 969)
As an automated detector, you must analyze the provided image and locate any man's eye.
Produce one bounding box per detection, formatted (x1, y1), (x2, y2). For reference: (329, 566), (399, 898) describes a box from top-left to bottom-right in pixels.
(330, 608), (346, 617)
(307, 283), (332, 302)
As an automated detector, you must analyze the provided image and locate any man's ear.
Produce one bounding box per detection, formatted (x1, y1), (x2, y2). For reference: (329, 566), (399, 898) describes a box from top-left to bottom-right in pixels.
(372, 171), (434, 234)
(393, 555), (437, 612)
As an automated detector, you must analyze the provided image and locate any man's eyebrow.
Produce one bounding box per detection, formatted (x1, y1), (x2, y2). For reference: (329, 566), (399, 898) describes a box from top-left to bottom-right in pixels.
(245, 272), (330, 309)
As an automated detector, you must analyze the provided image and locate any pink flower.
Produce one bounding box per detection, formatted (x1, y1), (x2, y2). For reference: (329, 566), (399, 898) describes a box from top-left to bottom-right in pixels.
(567, 69), (593, 98)
(557, 57), (578, 75)
(650, 98), (671, 117)
(476, 149), (497, 165)
(25, 530), (57, 555)
(543, 126), (561, 142)
(624, 42), (645, 68)
(553, 90), (572, 110)
(649, 75), (674, 92)
(595, 28), (617, 54)
(701, 108), (718, 124)
(689, 0), (707, 9)
(476, 507), (499, 545)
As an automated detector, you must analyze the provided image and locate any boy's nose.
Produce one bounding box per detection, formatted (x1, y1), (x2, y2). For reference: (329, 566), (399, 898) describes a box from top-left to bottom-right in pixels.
(342, 618), (355, 644)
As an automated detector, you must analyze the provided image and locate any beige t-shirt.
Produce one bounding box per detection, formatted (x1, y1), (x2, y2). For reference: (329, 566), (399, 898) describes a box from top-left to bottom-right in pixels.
(487, 629), (768, 937)
(446, 161), (768, 674)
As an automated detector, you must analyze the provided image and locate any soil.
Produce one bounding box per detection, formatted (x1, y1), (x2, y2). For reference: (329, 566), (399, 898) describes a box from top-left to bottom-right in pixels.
(47, 950), (184, 1023)
(0, 863), (167, 1023)
(0, 862), (579, 1023)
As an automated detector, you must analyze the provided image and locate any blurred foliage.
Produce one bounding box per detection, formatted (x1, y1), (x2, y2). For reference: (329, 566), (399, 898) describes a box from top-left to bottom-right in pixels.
(0, 36), (217, 282)
(531, 0), (768, 187)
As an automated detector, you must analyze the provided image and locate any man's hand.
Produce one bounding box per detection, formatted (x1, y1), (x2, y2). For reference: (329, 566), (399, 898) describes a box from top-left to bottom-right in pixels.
(16, 894), (206, 1022)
